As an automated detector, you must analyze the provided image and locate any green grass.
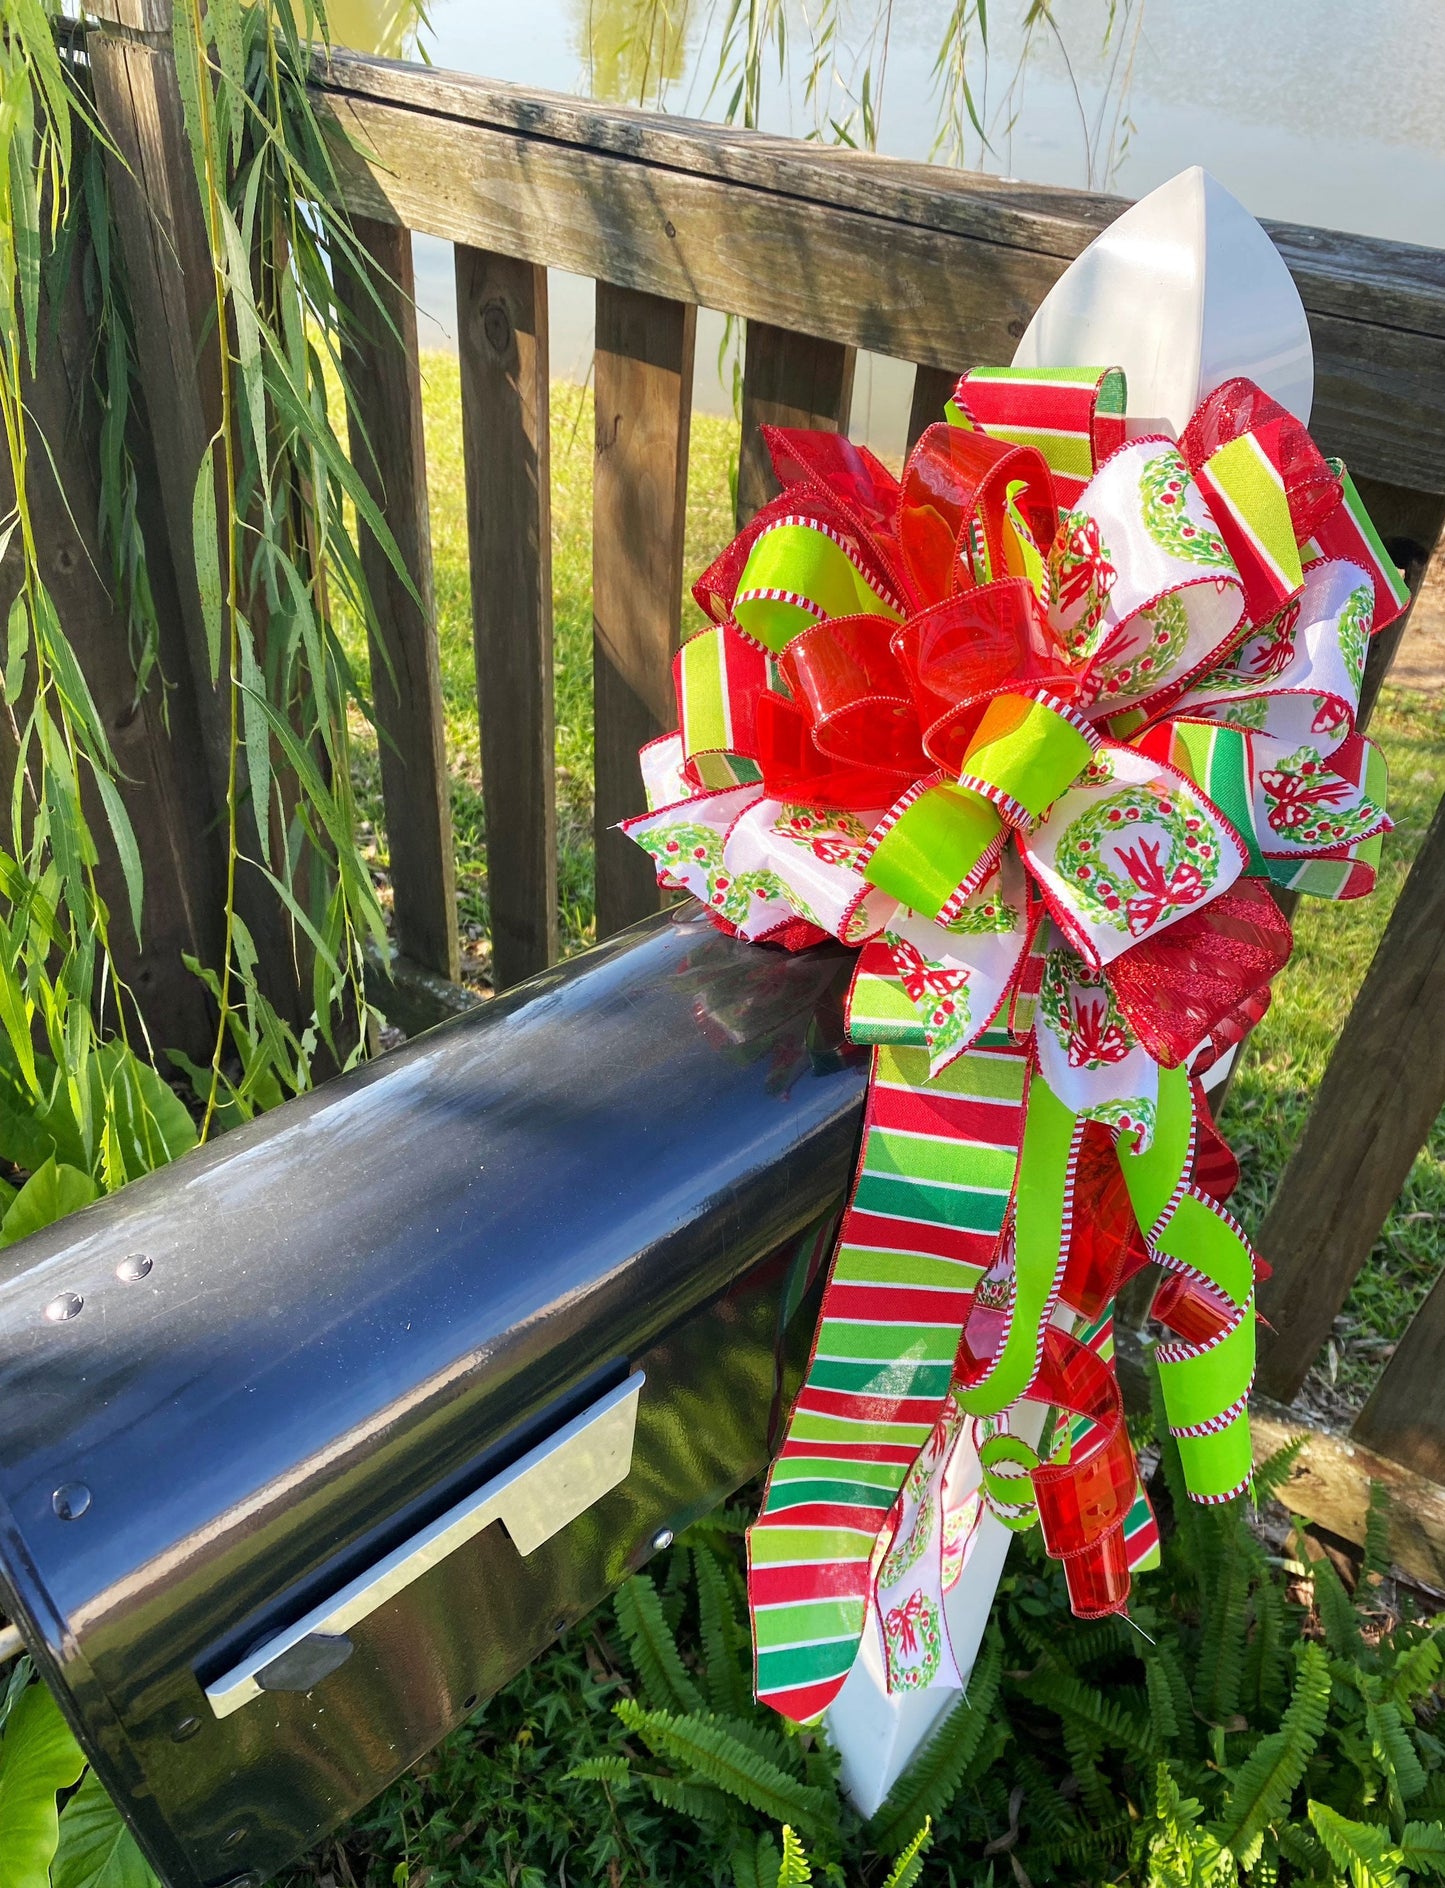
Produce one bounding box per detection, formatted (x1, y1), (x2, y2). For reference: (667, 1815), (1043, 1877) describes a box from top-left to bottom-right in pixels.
(341, 360), (740, 982)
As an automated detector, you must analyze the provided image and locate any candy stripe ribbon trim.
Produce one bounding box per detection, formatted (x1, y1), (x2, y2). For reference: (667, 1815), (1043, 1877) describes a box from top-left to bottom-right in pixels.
(749, 1036), (1027, 1720)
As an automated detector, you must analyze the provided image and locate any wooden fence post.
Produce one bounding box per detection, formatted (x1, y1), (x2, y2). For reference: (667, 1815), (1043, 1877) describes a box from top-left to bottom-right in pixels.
(87, 0), (309, 1029)
(0, 277), (222, 1061)
(736, 323), (856, 527)
(335, 219), (458, 984)
(1256, 786), (1445, 1403)
(592, 284), (696, 940)
(907, 364), (957, 453)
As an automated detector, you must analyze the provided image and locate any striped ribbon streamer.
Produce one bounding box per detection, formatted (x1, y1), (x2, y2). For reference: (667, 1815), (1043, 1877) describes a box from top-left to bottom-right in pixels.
(748, 1035), (1027, 1722)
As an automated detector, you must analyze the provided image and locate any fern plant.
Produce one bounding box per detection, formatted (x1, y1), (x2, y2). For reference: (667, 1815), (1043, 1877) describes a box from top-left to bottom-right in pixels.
(548, 1397), (1445, 1888)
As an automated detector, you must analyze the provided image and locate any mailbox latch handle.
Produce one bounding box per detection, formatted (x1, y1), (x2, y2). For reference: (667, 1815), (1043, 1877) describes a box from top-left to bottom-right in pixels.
(205, 1370), (645, 1718)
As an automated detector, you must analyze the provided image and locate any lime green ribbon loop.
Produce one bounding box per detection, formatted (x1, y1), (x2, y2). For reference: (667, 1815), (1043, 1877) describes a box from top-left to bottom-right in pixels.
(733, 522), (901, 652)
(956, 1070), (1079, 1418)
(1118, 1064), (1256, 1503)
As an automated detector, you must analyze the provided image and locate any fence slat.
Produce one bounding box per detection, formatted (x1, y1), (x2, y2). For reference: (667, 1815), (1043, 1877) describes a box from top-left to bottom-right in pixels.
(1257, 786), (1445, 1404)
(736, 323), (856, 527)
(907, 364), (958, 453)
(592, 284), (696, 939)
(337, 219), (458, 984)
(1355, 1267), (1445, 1481)
(456, 248), (557, 988)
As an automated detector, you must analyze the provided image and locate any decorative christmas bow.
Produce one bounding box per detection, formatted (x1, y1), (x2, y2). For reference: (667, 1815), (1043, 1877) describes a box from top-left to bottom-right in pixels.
(626, 364), (1408, 1725)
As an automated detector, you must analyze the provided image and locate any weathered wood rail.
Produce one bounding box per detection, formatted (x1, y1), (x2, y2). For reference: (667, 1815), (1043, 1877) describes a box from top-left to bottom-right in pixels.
(67, 14), (1445, 1572)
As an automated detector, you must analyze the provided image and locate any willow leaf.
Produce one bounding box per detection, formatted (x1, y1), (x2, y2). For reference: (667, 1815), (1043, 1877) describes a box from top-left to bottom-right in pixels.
(191, 438), (223, 681)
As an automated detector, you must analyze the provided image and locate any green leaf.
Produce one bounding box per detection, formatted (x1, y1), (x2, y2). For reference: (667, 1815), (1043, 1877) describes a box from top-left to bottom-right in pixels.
(0, 1156), (100, 1246)
(0, 1681), (87, 1887)
(613, 1700), (829, 1835)
(1022, 1667), (1154, 1758)
(1307, 1801), (1403, 1888)
(1401, 1820), (1445, 1878)
(86, 1041), (196, 1184)
(5, 592), (29, 704)
(1388, 1630), (1442, 1709)
(694, 1540), (751, 1718)
(1360, 1479), (1392, 1592)
(775, 1825), (811, 1887)
(638, 1771), (733, 1823)
(1215, 1644), (1331, 1860)
(1309, 1545), (1362, 1659)
(191, 439), (223, 682)
(1148, 1763), (1234, 1888)
(732, 1830), (780, 1888)
(88, 767), (144, 946)
(564, 1756), (631, 1787)
(52, 1770), (160, 1888)
(0, 1048), (87, 1175)
(1364, 1695), (1426, 1811)
(235, 620), (275, 871)
(881, 1818), (933, 1888)
(0, 1658), (33, 1733)
(613, 1574), (703, 1715)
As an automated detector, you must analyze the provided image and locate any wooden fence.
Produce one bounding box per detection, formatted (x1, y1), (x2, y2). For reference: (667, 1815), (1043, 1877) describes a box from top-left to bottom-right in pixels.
(70, 8), (1445, 1579)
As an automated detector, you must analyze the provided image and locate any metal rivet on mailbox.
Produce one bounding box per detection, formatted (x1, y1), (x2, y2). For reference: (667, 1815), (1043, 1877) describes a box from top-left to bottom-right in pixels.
(116, 1253), (152, 1283)
(44, 1293), (82, 1323)
(651, 1528), (674, 1551)
(52, 1484), (91, 1521)
(222, 1828), (248, 1850)
(171, 1715), (202, 1743)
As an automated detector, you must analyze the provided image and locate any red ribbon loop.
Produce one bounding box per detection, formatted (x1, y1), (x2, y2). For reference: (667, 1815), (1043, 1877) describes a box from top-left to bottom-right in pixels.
(779, 614), (926, 776)
(897, 582), (1076, 773)
(1180, 379), (1342, 548)
(899, 424), (1057, 604)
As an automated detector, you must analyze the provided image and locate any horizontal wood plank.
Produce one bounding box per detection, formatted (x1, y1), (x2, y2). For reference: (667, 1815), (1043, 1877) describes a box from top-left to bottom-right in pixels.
(736, 322), (855, 526)
(593, 284), (696, 939)
(456, 246), (558, 989)
(316, 56), (1445, 335)
(337, 218), (459, 984)
(313, 56), (1445, 492)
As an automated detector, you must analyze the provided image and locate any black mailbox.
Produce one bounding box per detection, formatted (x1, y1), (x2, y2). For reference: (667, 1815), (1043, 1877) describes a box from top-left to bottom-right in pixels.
(0, 908), (866, 1888)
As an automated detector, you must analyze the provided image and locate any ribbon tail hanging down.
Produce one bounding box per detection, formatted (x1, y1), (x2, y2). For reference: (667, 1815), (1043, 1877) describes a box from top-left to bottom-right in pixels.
(748, 1036), (1029, 1723)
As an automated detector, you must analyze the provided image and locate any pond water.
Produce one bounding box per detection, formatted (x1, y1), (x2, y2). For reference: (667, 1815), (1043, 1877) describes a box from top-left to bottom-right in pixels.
(329, 0), (1445, 454)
